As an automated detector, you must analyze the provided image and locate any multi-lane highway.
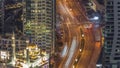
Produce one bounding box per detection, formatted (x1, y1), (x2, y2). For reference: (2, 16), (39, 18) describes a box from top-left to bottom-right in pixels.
(56, 0), (102, 68)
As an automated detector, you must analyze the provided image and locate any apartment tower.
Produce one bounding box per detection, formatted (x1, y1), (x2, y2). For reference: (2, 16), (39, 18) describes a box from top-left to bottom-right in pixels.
(0, 0), (4, 34)
(23, 0), (55, 53)
(103, 0), (120, 68)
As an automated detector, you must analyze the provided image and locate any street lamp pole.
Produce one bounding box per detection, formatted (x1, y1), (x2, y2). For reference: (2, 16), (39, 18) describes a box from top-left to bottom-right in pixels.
(3, 56), (6, 68)
(26, 40), (30, 67)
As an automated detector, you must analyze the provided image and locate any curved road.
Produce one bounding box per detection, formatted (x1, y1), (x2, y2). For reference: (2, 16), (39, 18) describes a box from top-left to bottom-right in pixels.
(57, 0), (102, 68)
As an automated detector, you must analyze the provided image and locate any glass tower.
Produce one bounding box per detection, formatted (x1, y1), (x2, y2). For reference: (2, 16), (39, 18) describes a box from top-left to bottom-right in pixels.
(23, 0), (55, 53)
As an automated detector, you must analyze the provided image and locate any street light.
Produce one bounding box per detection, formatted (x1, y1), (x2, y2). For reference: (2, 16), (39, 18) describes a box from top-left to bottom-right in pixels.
(90, 16), (99, 21)
(75, 59), (78, 62)
(79, 49), (82, 52)
(81, 34), (84, 38)
(73, 65), (75, 68)
(69, 8), (72, 11)
(93, 16), (99, 20)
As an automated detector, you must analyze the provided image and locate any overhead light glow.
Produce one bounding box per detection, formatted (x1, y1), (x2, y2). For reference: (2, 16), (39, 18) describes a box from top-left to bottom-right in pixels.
(93, 16), (99, 20)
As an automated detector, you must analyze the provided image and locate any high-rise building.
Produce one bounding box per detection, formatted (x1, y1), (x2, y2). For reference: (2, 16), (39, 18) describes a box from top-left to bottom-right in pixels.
(0, 0), (4, 34)
(23, 0), (55, 53)
(0, 0), (24, 35)
(103, 0), (120, 68)
(4, 0), (23, 35)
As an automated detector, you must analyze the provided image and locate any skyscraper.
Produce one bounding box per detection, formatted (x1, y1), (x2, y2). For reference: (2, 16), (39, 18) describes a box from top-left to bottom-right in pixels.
(0, 0), (4, 34)
(103, 0), (120, 68)
(0, 0), (24, 35)
(23, 0), (55, 53)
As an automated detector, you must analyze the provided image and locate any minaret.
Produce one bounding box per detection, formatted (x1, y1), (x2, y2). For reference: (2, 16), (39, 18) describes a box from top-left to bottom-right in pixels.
(26, 40), (30, 67)
(12, 32), (16, 65)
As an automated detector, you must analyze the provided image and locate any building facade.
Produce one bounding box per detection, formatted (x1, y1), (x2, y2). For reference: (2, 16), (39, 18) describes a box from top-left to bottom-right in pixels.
(0, 36), (26, 52)
(23, 0), (55, 53)
(0, 35), (27, 62)
(103, 0), (120, 68)
(0, 0), (23, 35)
(4, 0), (23, 35)
(0, 0), (4, 34)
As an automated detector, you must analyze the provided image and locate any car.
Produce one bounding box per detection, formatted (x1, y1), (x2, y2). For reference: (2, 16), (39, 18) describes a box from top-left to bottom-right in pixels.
(81, 34), (84, 38)
(79, 49), (82, 52)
